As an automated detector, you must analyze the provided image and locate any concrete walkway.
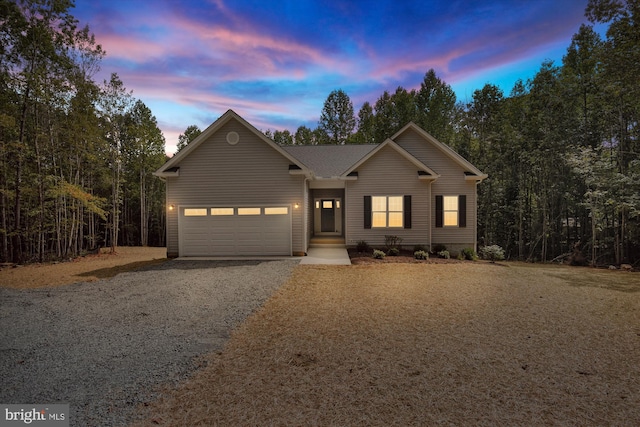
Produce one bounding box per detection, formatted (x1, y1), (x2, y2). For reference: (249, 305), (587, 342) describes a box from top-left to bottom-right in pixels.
(299, 247), (351, 265)
(175, 247), (352, 265)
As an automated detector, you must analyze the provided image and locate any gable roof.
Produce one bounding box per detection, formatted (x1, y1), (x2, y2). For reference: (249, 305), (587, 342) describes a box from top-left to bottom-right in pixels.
(391, 122), (488, 181)
(154, 110), (486, 182)
(282, 145), (377, 178)
(154, 109), (310, 177)
(341, 139), (440, 179)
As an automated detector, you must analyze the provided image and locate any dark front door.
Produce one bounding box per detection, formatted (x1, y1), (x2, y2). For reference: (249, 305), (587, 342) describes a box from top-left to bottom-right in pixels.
(321, 199), (335, 232)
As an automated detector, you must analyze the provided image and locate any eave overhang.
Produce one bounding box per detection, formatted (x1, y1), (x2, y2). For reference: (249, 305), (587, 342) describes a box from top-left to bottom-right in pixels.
(153, 167), (179, 178)
(465, 172), (488, 181)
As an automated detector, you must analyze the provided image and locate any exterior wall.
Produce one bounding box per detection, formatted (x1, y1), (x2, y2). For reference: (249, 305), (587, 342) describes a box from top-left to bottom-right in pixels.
(165, 118), (305, 256)
(394, 128), (478, 251)
(345, 144), (431, 248)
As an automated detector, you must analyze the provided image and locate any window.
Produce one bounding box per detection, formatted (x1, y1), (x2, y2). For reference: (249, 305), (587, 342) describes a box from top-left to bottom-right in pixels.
(211, 208), (234, 216)
(184, 208), (207, 216)
(443, 196), (458, 226)
(238, 207), (261, 215)
(436, 195), (466, 228)
(322, 200), (333, 209)
(265, 207), (288, 215)
(372, 196), (403, 228)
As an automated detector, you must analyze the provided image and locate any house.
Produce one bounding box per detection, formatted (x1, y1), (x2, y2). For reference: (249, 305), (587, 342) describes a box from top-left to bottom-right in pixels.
(154, 109), (487, 258)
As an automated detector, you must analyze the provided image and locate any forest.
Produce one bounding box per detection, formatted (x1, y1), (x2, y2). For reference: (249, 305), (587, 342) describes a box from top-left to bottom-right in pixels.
(1, 0), (167, 263)
(266, 1), (640, 266)
(2, 0), (639, 266)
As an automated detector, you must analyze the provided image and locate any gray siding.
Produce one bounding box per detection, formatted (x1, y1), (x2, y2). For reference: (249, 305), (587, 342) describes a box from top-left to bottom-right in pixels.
(345, 144), (431, 248)
(395, 128), (478, 250)
(165, 119), (305, 256)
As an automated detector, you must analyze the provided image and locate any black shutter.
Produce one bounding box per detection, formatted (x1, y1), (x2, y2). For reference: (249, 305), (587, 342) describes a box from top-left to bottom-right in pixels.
(458, 195), (467, 228)
(435, 195), (443, 228)
(364, 196), (372, 229)
(403, 195), (412, 229)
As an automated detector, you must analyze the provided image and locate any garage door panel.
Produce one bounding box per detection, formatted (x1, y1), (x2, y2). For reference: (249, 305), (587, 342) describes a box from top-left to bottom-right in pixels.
(180, 206), (291, 256)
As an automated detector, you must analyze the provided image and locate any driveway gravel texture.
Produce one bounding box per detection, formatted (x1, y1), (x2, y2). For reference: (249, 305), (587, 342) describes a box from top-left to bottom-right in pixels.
(0, 259), (298, 427)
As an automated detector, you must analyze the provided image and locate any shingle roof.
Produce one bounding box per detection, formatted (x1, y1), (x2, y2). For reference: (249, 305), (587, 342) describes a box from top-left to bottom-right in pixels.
(282, 145), (378, 178)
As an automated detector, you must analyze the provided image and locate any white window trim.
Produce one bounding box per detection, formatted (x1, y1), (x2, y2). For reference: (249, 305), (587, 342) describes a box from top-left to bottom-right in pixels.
(372, 195), (403, 228)
(443, 195), (459, 227)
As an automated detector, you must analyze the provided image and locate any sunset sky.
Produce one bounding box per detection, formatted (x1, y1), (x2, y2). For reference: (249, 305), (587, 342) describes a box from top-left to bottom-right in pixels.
(72, 0), (594, 154)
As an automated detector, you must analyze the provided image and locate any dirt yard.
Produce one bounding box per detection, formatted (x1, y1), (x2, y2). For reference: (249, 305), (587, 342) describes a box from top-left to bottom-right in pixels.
(3, 250), (638, 425)
(0, 247), (167, 289)
(134, 262), (640, 426)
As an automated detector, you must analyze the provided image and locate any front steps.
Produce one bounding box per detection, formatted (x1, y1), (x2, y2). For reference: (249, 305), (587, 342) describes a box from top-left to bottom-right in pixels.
(309, 237), (346, 248)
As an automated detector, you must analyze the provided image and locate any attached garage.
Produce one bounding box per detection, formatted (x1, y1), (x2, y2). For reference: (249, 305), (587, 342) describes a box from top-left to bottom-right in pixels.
(178, 206), (292, 256)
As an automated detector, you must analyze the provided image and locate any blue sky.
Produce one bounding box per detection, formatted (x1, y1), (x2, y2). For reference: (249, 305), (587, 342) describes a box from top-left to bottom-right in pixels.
(73, 0), (592, 154)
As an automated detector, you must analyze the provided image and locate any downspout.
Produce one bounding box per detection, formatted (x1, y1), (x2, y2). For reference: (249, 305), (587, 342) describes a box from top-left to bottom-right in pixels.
(429, 180), (433, 253)
(475, 180), (479, 253)
(344, 183), (348, 246)
(302, 177), (310, 255)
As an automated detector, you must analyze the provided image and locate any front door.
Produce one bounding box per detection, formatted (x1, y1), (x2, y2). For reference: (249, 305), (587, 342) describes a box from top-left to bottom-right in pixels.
(321, 199), (336, 232)
(314, 197), (342, 235)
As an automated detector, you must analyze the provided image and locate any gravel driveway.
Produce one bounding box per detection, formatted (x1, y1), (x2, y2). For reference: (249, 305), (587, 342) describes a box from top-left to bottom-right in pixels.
(0, 259), (298, 426)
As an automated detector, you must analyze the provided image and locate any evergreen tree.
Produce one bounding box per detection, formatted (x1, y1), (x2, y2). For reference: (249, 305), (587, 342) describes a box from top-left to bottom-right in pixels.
(318, 89), (356, 144)
(176, 125), (201, 154)
(352, 101), (375, 144)
(416, 69), (457, 143)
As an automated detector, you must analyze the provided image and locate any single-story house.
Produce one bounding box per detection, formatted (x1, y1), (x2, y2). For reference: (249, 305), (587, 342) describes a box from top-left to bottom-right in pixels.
(154, 109), (487, 257)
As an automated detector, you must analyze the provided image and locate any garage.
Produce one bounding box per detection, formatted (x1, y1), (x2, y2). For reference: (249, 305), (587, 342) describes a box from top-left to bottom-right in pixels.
(179, 206), (292, 256)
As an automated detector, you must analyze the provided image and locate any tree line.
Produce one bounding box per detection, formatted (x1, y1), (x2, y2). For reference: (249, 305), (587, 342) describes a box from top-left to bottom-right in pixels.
(0, 0), (167, 263)
(259, 0), (640, 265)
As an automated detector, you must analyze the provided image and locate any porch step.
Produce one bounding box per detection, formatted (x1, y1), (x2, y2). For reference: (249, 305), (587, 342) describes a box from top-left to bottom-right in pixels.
(309, 237), (346, 248)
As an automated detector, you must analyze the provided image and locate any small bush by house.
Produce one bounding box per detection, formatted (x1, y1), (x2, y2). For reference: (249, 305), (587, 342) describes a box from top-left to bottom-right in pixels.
(480, 245), (505, 262)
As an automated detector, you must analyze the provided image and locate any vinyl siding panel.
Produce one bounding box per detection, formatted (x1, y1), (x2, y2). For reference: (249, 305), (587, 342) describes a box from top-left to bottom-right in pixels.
(345, 144), (430, 247)
(165, 118), (305, 256)
(395, 128), (478, 250)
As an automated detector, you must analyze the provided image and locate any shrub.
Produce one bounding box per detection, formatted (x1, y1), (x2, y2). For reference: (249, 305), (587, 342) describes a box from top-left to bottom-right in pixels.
(384, 235), (403, 251)
(480, 245), (505, 262)
(437, 250), (450, 259)
(460, 247), (478, 261)
(433, 243), (447, 253)
(413, 244), (427, 252)
(414, 250), (429, 260)
(372, 249), (386, 259)
(356, 240), (370, 253)
(387, 247), (400, 256)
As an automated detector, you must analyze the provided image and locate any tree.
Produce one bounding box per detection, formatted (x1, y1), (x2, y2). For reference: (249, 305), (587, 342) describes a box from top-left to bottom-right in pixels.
(176, 125), (201, 154)
(273, 129), (293, 145)
(352, 101), (375, 144)
(0, 0), (167, 262)
(373, 91), (395, 144)
(561, 24), (605, 148)
(585, 0), (640, 263)
(464, 84), (509, 250)
(294, 125), (314, 145)
(416, 69), (457, 143)
(122, 100), (166, 246)
(318, 89), (356, 144)
(100, 73), (133, 253)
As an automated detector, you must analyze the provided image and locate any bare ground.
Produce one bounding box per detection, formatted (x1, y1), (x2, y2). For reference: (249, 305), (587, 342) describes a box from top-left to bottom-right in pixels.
(133, 262), (640, 426)
(0, 247), (167, 289)
(3, 250), (638, 425)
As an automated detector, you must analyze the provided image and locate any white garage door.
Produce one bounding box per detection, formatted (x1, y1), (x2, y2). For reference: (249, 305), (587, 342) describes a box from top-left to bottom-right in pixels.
(179, 206), (291, 256)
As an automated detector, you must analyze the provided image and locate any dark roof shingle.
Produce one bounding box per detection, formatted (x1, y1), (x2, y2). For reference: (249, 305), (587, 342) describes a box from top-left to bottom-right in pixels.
(283, 145), (378, 177)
